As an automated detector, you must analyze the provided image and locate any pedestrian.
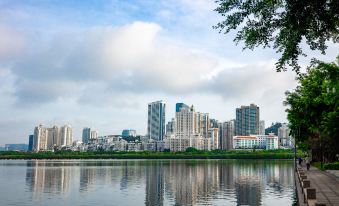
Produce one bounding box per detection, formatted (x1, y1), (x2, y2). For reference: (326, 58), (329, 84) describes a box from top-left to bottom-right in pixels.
(305, 156), (311, 171)
(298, 157), (302, 166)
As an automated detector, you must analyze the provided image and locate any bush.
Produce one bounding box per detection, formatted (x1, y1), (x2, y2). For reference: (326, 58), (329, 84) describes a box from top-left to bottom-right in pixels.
(185, 147), (199, 153)
(324, 162), (339, 170)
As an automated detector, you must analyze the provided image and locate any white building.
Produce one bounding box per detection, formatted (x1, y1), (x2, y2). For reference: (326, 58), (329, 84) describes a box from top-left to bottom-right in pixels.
(208, 128), (219, 150)
(164, 105), (210, 152)
(266, 135), (279, 150)
(33, 124), (73, 151)
(233, 133), (279, 150)
(60, 125), (73, 147)
(33, 124), (48, 151)
(90, 130), (98, 140)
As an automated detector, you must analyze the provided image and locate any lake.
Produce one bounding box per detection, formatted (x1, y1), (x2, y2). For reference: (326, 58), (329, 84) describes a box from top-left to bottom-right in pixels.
(0, 159), (295, 206)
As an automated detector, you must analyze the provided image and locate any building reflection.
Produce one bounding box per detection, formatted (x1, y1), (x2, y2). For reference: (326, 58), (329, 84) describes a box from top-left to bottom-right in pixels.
(25, 160), (294, 205)
(25, 160), (71, 199)
(145, 161), (164, 206)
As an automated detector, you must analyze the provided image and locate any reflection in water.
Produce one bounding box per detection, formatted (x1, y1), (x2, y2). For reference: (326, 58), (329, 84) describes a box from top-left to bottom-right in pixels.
(26, 161), (71, 197)
(20, 160), (295, 205)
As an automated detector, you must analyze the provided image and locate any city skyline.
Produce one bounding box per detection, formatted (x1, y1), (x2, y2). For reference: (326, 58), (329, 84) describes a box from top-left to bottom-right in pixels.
(3, 101), (285, 146)
(0, 1), (337, 145)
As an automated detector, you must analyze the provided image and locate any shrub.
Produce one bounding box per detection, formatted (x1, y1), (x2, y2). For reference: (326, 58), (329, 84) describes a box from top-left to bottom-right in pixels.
(324, 162), (339, 170)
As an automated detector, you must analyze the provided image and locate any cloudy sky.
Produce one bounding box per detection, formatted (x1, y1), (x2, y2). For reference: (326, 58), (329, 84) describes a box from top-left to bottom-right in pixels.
(0, 0), (337, 145)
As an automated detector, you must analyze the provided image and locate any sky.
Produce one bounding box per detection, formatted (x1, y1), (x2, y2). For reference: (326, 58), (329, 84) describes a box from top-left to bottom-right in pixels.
(0, 0), (337, 145)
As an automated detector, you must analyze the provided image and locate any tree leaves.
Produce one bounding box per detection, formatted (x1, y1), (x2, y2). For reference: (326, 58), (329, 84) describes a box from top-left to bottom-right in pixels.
(214, 0), (339, 73)
(284, 58), (339, 160)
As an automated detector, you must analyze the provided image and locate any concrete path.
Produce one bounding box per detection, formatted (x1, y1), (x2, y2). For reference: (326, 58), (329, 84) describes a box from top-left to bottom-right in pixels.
(298, 163), (339, 206)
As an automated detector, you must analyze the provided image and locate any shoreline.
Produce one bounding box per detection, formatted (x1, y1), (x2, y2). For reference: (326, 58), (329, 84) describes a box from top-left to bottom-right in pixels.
(0, 151), (294, 160)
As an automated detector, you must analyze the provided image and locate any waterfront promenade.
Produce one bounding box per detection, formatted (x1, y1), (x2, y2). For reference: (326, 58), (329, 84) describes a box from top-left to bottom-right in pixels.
(297, 163), (339, 206)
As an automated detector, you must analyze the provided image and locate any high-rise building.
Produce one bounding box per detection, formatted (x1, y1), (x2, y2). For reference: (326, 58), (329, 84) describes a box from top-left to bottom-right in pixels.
(219, 120), (235, 150)
(210, 119), (219, 128)
(165, 105), (208, 151)
(208, 128), (219, 150)
(147, 100), (166, 141)
(195, 112), (209, 138)
(235, 104), (260, 136)
(82, 127), (91, 144)
(166, 118), (176, 135)
(47, 126), (59, 149)
(28, 135), (34, 151)
(33, 124), (72, 151)
(90, 130), (98, 140)
(60, 125), (73, 146)
(176, 105), (196, 138)
(175, 103), (189, 113)
(259, 120), (265, 135)
(33, 124), (48, 151)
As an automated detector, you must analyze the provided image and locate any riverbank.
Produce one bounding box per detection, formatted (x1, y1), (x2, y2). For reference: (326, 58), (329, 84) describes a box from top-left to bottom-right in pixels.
(0, 150), (294, 160)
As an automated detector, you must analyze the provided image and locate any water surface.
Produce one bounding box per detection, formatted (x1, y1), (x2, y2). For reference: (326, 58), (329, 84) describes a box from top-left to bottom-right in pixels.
(0, 159), (295, 206)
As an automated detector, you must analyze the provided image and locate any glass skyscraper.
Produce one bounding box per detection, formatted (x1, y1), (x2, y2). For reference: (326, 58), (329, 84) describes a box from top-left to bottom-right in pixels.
(235, 104), (260, 136)
(175, 103), (189, 113)
(82, 127), (91, 144)
(147, 100), (166, 141)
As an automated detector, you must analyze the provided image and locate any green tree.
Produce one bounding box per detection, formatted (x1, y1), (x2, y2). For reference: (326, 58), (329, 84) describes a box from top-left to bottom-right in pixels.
(284, 58), (339, 161)
(185, 147), (199, 153)
(214, 0), (339, 72)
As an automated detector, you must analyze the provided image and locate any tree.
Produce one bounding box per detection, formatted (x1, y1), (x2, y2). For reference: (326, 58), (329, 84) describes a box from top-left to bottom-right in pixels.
(284, 57), (339, 161)
(185, 147), (199, 153)
(214, 0), (339, 73)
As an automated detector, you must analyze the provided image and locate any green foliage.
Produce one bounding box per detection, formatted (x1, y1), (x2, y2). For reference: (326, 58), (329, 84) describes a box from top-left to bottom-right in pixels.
(214, 0), (339, 72)
(185, 147), (199, 153)
(284, 58), (339, 161)
(0, 150), (294, 160)
(323, 162), (339, 170)
(313, 162), (339, 170)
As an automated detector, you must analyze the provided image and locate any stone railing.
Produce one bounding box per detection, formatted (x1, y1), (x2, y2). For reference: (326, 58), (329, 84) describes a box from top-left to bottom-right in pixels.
(296, 167), (326, 206)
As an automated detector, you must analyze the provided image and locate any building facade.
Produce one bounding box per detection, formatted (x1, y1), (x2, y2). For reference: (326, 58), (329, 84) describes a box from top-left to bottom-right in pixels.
(166, 118), (176, 135)
(235, 104), (260, 136)
(259, 120), (265, 135)
(233, 133), (278, 150)
(33, 124), (73, 151)
(28, 135), (34, 151)
(147, 100), (166, 141)
(33, 124), (48, 151)
(164, 105), (210, 152)
(208, 128), (219, 150)
(82, 128), (91, 144)
(60, 125), (73, 146)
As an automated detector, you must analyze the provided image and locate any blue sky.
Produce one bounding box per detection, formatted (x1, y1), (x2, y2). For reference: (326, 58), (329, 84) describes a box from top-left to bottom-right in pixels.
(0, 0), (337, 145)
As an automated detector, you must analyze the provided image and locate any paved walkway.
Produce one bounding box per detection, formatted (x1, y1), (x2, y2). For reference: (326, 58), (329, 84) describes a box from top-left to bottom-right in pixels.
(298, 163), (339, 206)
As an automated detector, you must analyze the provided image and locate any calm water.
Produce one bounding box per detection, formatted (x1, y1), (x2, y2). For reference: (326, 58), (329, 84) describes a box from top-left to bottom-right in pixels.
(0, 159), (295, 206)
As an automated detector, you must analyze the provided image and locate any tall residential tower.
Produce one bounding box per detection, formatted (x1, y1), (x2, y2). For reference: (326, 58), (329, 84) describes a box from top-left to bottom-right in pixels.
(147, 100), (166, 141)
(235, 104), (260, 136)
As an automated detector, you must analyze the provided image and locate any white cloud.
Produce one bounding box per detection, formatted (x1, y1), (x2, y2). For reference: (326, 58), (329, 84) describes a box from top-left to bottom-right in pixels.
(0, 25), (25, 61)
